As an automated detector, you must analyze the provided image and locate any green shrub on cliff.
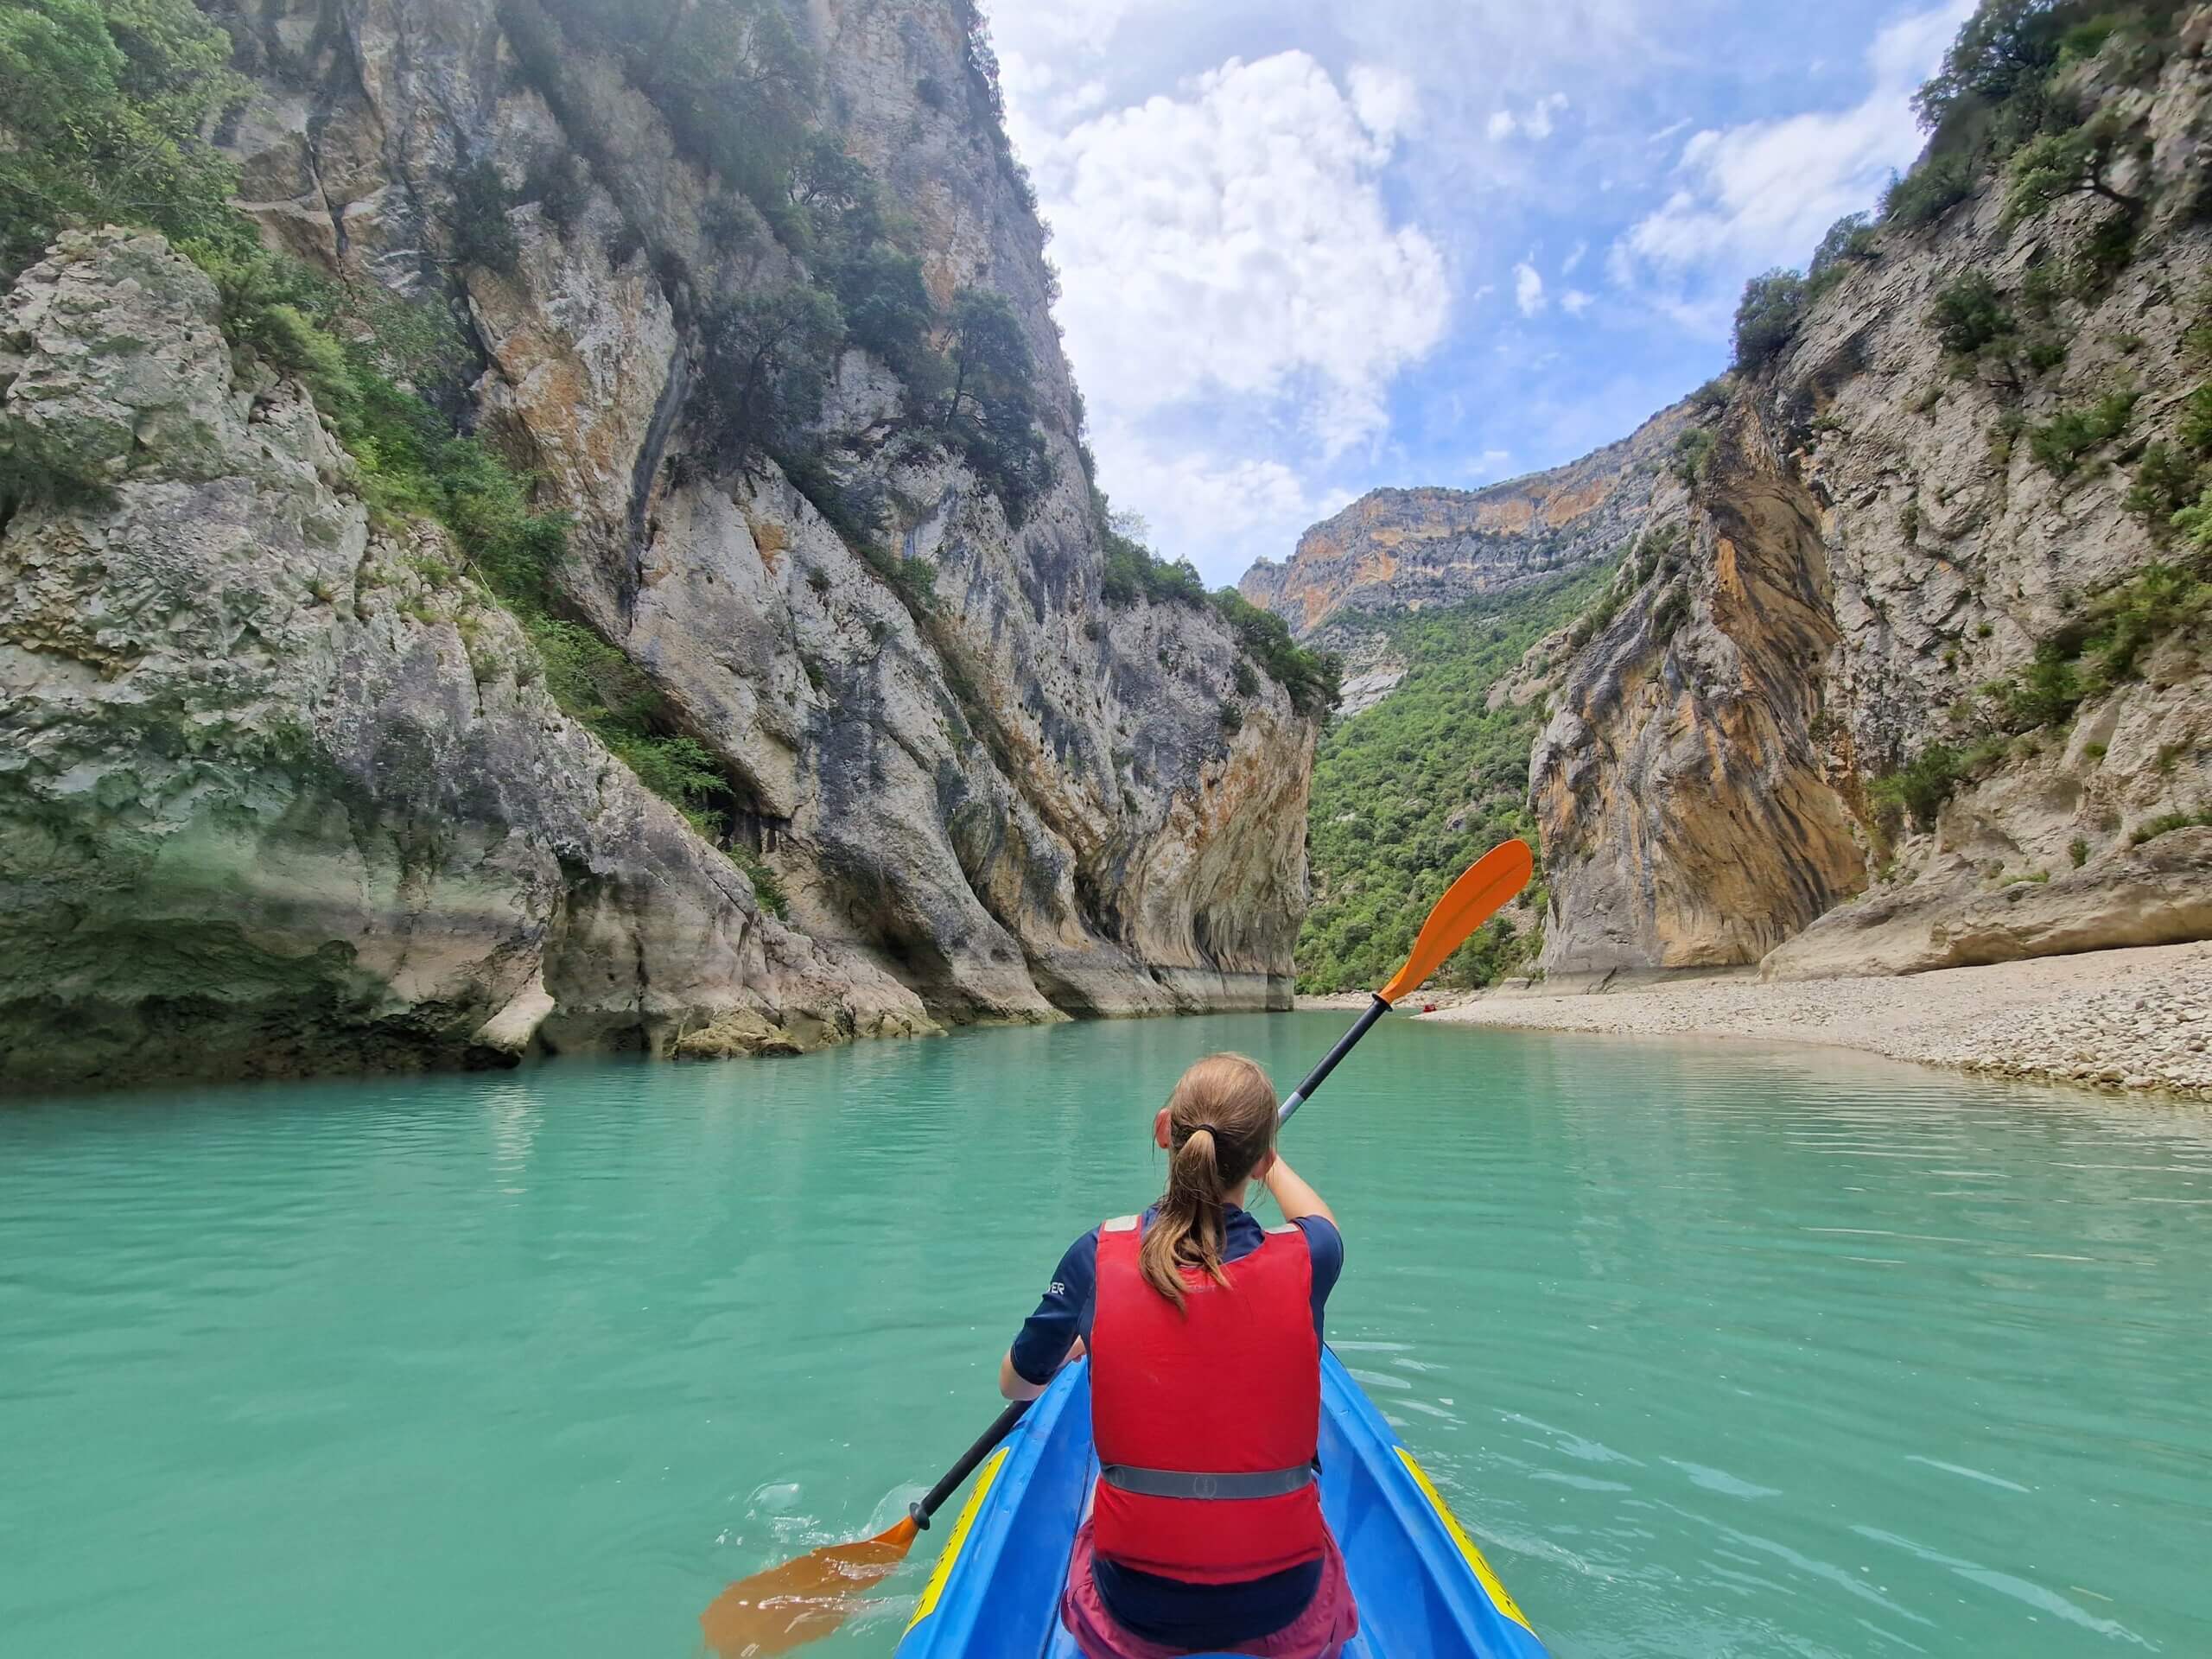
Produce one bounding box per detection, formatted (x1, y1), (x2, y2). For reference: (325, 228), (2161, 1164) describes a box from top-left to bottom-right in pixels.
(1869, 743), (1966, 832)
(1671, 427), (1718, 486)
(1211, 590), (1342, 718)
(531, 0), (817, 226)
(1912, 1), (2079, 134)
(938, 288), (1054, 527)
(2029, 390), (2139, 476)
(1881, 154), (1977, 229)
(1732, 270), (1810, 371)
(690, 285), (849, 469)
(1929, 273), (2016, 357)
(444, 159), (523, 275)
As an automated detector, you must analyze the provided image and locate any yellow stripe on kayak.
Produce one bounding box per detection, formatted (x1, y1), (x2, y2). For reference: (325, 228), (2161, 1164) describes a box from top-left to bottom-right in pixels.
(1395, 1446), (1536, 1635)
(901, 1446), (1009, 1639)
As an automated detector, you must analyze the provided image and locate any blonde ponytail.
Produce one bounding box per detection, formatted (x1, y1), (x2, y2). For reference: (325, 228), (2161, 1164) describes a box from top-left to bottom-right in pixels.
(1139, 1054), (1280, 1310)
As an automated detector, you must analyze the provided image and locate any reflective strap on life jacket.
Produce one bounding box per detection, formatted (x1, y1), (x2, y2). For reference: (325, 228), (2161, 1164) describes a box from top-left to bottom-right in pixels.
(1100, 1463), (1316, 1501)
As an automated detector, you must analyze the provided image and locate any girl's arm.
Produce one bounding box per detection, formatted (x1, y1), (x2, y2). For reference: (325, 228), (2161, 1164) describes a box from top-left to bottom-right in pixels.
(1264, 1155), (1336, 1227)
(999, 1336), (1084, 1402)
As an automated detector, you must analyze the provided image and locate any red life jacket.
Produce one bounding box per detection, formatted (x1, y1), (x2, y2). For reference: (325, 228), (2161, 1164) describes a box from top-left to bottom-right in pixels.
(1090, 1215), (1328, 1584)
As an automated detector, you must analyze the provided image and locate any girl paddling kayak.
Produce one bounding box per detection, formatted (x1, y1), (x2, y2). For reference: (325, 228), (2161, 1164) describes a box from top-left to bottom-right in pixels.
(1000, 1054), (1360, 1659)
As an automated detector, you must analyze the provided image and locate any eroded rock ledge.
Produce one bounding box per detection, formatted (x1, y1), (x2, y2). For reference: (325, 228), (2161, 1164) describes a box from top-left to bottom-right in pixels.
(0, 231), (933, 1090)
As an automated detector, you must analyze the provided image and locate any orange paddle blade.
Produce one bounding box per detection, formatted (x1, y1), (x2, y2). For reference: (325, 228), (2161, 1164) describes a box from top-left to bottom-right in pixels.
(1377, 839), (1536, 1006)
(700, 1516), (919, 1656)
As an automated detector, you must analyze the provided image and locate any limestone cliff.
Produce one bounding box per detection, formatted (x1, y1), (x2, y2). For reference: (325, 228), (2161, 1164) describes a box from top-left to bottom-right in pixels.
(1240, 405), (1691, 640)
(1535, 8), (2212, 982)
(0, 231), (931, 1088)
(0, 0), (1315, 1089)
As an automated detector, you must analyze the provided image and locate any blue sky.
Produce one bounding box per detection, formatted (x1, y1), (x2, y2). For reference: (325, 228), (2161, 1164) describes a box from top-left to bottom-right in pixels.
(988, 0), (1977, 585)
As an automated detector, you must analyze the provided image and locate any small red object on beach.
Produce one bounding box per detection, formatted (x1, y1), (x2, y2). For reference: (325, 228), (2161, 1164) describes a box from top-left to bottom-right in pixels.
(1421, 1002), (1436, 1014)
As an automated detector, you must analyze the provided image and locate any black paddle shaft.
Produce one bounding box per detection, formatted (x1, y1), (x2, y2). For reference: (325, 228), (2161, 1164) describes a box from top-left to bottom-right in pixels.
(1277, 995), (1389, 1125)
(907, 992), (1395, 1529)
(910, 1396), (1030, 1529)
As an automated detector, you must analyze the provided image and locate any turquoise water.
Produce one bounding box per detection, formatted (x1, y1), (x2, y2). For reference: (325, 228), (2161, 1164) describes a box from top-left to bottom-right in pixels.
(3, 1015), (2209, 1658)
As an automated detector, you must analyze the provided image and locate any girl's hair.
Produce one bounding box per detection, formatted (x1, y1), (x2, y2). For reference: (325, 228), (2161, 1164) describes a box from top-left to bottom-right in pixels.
(1141, 1053), (1280, 1310)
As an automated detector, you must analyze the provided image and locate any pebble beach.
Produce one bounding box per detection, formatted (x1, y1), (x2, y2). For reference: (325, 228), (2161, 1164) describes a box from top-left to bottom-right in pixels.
(1310, 944), (2212, 1101)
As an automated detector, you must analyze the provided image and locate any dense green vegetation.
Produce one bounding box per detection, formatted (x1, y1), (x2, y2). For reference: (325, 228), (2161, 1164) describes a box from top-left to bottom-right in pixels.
(0, 0), (245, 283)
(1732, 270), (1812, 372)
(0, 0), (790, 910)
(1297, 561), (1621, 993)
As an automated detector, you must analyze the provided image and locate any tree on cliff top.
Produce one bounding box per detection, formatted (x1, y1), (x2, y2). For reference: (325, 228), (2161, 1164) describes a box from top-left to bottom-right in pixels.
(0, 0), (246, 283)
(1912, 0), (2084, 133)
(1732, 270), (1810, 372)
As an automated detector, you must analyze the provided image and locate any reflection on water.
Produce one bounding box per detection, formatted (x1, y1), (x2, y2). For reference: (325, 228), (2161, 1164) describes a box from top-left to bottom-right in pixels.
(2, 1018), (2209, 1656)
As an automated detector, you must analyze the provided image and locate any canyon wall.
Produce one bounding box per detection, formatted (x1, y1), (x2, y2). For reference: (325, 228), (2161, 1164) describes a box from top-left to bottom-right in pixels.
(0, 0), (1316, 1089)
(1535, 10), (2212, 981)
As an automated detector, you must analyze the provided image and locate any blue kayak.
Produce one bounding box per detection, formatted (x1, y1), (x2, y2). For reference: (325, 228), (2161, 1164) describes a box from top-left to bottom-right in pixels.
(895, 1351), (1550, 1659)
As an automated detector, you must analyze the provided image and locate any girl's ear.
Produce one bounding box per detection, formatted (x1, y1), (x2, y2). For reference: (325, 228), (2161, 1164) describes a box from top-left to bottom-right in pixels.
(1254, 1148), (1277, 1183)
(1154, 1107), (1173, 1150)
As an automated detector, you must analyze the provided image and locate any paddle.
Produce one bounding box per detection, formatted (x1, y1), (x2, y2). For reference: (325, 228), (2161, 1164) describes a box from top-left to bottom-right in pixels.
(1280, 836), (1535, 1123)
(698, 837), (1536, 1656)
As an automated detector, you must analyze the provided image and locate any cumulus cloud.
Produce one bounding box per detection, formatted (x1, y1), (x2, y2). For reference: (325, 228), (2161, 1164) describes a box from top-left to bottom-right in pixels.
(1025, 51), (1451, 458)
(1515, 262), (1548, 317)
(1347, 63), (1421, 143)
(1610, 0), (1974, 334)
(1487, 110), (1518, 142)
(1090, 423), (1360, 583)
(1561, 289), (1595, 316)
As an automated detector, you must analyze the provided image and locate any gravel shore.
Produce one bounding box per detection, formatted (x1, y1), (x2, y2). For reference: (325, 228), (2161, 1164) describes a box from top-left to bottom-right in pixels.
(1376, 944), (2212, 1100)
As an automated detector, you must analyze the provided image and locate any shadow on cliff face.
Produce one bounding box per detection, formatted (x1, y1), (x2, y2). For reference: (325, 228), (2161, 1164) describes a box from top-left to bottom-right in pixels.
(1533, 410), (1871, 981)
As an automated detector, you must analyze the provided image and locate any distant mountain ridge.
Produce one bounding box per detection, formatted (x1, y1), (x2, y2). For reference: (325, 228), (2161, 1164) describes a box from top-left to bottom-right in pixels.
(1238, 404), (1693, 638)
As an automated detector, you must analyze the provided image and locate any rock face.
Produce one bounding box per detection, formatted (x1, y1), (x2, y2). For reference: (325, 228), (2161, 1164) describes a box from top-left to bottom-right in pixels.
(0, 0), (1318, 1089)
(0, 231), (930, 1089)
(1240, 405), (1691, 638)
(1534, 14), (2212, 982)
(1533, 420), (1871, 976)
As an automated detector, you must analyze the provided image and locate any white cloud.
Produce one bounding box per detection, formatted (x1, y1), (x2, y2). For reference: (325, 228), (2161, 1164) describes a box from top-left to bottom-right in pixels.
(1025, 51), (1451, 458)
(1610, 1), (1974, 334)
(1522, 92), (1570, 140)
(1486, 92), (1571, 144)
(1515, 262), (1547, 317)
(1562, 239), (1589, 275)
(1091, 423), (1359, 584)
(1561, 289), (1595, 316)
(1347, 63), (1421, 143)
(1467, 448), (1513, 479)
